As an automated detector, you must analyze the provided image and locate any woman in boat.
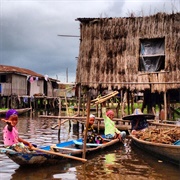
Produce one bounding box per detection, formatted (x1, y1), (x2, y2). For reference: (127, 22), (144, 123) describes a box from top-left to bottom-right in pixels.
(84, 114), (103, 144)
(131, 109), (149, 135)
(102, 103), (126, 141)
(1, 109), (34, 152)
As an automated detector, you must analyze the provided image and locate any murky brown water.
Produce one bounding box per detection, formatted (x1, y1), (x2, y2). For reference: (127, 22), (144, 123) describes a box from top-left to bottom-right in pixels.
(0, 112), (179, 180)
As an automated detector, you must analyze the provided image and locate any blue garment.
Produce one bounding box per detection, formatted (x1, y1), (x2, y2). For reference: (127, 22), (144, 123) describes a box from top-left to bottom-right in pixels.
(105, 131), (126, 139)
(131, 118), (148, 130)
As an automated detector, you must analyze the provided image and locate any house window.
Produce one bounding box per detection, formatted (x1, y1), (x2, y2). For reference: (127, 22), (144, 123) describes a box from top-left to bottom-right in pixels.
(139, 38), (165, 72)
(0, 75), (7, 82)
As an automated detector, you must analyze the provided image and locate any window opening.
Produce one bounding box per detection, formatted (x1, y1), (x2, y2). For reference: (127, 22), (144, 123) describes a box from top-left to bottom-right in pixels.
(139, 38), (165, 72)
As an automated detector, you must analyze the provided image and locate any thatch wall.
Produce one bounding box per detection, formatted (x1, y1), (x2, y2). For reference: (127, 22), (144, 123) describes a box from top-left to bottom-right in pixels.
(76, 13), (180, 92)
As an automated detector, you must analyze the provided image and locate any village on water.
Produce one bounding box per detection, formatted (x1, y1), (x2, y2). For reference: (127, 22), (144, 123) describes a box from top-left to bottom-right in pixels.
(0, 12), (180, 168)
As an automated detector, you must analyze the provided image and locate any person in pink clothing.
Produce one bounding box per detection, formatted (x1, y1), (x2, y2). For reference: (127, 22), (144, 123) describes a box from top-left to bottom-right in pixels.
(2, 109), (33, 149)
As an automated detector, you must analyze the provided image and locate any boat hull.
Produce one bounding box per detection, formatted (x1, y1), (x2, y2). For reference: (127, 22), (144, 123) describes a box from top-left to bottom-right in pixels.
(7, 150), (66, 166)
(132, 136), (180, 166)
(0, 138), (120, 166)
(0, 108), (31, 115)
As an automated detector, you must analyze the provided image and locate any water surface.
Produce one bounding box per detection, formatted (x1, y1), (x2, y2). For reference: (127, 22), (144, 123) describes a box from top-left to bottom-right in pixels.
(0, 113), (179, 180)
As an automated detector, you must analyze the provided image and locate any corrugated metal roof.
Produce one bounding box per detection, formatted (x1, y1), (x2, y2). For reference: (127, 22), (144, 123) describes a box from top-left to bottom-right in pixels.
(0, 65), (44, 77)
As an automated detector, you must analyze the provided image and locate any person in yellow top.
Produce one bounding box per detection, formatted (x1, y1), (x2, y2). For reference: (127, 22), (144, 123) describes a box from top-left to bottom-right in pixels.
(102, 107), (126, 141)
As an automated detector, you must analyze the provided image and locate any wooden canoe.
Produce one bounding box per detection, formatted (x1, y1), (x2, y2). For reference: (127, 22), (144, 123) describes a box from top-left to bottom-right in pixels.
(131, 135), (180, 166)
(0, 108), (32, 115)
(149, 121), (180, 128)
(122, 114), (155, 120)
(0, 137), (121, 166)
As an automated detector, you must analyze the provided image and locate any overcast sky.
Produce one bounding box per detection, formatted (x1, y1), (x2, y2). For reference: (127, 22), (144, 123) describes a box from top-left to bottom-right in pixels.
(0, 0), (179, 83)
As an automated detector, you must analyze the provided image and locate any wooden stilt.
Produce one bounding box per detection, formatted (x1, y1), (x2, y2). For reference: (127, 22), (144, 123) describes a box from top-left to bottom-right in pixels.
(58, 97), (61, 141)
(164, 91), (167, 121)
(77, 84), (81, 116)
(82, 92), (91, 159)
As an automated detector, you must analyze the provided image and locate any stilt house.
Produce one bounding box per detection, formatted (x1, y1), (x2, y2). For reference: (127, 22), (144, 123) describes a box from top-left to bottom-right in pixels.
(0, 65), (59, 108)
(75, 13), (180, 119)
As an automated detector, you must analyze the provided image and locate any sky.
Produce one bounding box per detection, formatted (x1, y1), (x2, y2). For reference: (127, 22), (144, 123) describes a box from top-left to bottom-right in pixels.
(0, 0), (179, 83)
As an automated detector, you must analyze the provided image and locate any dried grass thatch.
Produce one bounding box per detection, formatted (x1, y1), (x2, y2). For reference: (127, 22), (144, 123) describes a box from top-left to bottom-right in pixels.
(135, 127), (180, 144)
(76, 13), (180, 92)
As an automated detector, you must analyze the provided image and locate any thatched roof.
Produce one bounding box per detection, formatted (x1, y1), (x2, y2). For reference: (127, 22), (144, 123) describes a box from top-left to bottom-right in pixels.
(76, 13), (180, 92)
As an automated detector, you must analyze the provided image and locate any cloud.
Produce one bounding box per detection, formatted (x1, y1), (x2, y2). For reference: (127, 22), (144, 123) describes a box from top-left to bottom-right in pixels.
(0, 0), (179, 83)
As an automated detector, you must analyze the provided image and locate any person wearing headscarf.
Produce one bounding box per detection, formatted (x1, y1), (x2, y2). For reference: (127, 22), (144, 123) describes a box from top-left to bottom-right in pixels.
(84, 114), (103, 144)
(1, 109), (33, 151)
(102, 104), (126, 141)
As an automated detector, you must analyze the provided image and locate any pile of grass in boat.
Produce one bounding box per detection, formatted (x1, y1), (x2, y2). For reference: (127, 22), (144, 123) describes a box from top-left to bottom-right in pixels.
(135, 127), (180, 144)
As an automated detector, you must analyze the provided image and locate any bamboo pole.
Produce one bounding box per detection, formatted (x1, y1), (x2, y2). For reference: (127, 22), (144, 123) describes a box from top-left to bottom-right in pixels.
(79, 81), (180, 84)
(31, 147), (87, 162)
(91, 91), (119, 105)
(77, 84), (81, 116)
(82, 92), (91, 159)
(164, 91), (167, 121)
(91, 91), (118, 103)
(58, 97), (61, 141)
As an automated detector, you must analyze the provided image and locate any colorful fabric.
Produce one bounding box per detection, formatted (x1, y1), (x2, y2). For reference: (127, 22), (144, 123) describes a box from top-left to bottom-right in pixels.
(5, 109), (18, 120)
(90, 114), (95, 118)
(85, 125), (103, 144)
(3, 125), (19, 146)
(8, 142), (31, 153)
(106, 110), (114, 116)
(86, 125), (96, 143)
(105, 131), (126, 139)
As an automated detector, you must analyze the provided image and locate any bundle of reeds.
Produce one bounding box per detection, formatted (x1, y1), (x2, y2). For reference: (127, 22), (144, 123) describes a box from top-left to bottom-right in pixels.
(135, 127), (180, 144)
(91, 91), (119, 105)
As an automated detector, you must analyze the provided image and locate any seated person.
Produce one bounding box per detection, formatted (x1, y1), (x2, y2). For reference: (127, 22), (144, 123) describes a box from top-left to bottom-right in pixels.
(131, 109), (148, 135)
(102, 105), (126, 141)
(1, 109), (33, 152)
(84, 114), (103, 144)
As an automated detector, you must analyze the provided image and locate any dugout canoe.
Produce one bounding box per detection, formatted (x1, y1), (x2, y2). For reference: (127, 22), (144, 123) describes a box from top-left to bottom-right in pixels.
(131, 135), (180, 166)
(0, 108), (32, 115)
(0, 137), (120, 166)
(122, 114), (155, 120)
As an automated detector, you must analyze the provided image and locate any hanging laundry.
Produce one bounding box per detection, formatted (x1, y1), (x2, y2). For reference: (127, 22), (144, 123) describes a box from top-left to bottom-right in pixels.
(29, 76), (34, 83)
(44, 74), (48, 81)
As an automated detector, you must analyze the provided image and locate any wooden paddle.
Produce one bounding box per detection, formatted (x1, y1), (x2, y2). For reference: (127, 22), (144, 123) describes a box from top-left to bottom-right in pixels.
(31, 147), (87, 162)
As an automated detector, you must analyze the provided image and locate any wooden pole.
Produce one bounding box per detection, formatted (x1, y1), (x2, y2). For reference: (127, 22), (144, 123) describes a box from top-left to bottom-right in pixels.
(127, 89), (130, 115)
(82, 92), (91, 159)
(58, 97), (61, 141)
(64, 91), (72, 129)
(31, 147), (87, 162)
(167, 92), (171, 120)
(164, 91), (167, 121)
(77, 84), (81, 116)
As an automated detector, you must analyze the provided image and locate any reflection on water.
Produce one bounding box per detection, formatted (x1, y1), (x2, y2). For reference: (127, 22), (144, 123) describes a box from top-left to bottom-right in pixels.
(0, 112), (179, 180)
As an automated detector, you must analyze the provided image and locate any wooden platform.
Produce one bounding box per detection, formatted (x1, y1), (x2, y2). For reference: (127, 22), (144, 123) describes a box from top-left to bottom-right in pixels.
(39, 115), (132, 132)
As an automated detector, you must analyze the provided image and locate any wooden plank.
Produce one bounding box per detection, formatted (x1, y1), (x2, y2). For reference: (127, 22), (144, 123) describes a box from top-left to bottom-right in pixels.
(31, 147), (87, 162)
(52, 146), (82, 152)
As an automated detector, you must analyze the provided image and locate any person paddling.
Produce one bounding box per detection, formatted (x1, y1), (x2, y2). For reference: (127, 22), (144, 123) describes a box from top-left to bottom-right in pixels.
(1, 109), (33, 151)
